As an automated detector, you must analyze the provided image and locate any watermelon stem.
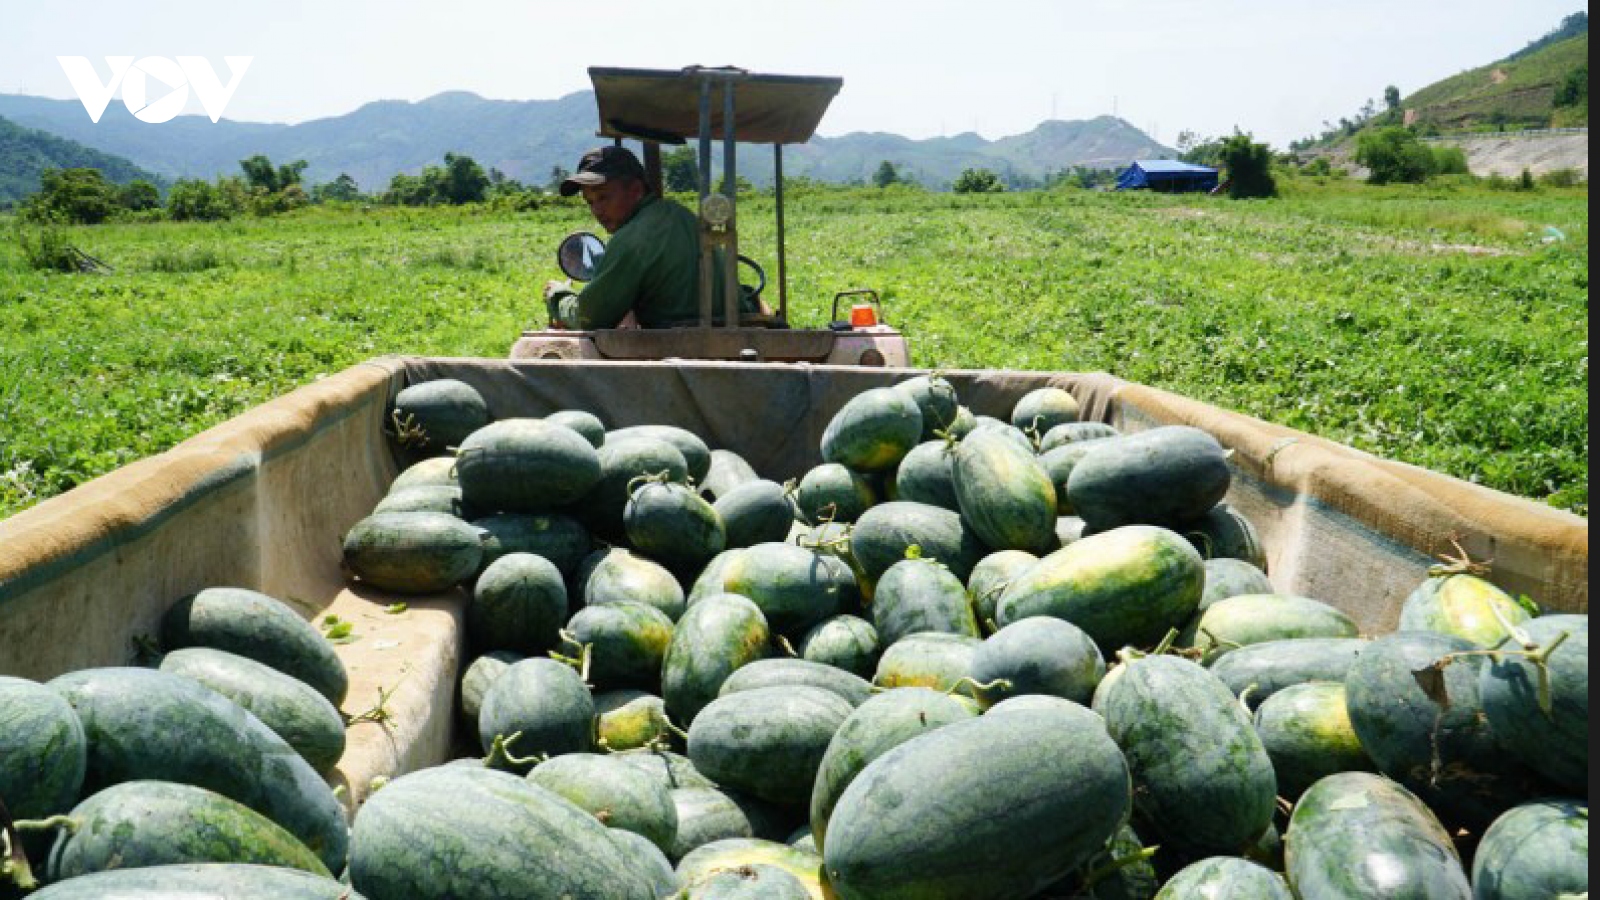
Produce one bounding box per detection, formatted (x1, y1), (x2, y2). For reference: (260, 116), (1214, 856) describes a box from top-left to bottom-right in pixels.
(625, 469), (674, 499)
(774, 634), (800, 658)
(1422, 628), (1572, 717)
(385, 409), (429, 448)
(346, 680), (403, 728)
(1151, 628), (1180, 657)
(483, 731), (546, 769)
(1077, 845), (1160, 892)
(0, 795), (37, 892)
(1428, 536), (1494, 579)
(945, 677), (1011, 699)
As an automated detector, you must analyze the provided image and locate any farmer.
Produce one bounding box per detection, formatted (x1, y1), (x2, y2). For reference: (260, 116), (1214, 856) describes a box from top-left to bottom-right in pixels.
(543, 146), (700, 329)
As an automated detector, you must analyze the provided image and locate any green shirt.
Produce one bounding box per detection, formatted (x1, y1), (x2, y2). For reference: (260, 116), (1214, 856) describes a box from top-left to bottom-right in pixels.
(563, 194), (700, 329)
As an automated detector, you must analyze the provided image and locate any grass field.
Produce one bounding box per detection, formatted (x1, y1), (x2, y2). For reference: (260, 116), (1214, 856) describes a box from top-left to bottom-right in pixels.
(0, 178), (1588, 521)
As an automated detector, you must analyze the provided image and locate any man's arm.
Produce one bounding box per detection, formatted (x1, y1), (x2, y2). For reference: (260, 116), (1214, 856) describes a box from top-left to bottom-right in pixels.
(567, 236), (651, 330)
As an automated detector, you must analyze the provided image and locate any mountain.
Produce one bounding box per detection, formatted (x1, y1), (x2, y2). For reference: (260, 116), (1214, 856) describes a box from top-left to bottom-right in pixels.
(1403, 23), (1587, 131)
(0, 114), (165, 206)
(0, 90), (1172, 194)
(1297, 11), (1589, 148)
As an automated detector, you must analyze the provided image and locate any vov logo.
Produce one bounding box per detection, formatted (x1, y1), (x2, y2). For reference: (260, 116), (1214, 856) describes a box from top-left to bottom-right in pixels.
(57, 56), (253, 124)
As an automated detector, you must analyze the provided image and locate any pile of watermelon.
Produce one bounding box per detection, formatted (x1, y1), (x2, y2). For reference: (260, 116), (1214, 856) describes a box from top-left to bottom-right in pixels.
(1, 375), (1587, 900)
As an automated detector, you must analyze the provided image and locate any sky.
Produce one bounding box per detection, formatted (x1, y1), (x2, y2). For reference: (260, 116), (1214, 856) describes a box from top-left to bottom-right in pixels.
(1, 0), (1585, 149)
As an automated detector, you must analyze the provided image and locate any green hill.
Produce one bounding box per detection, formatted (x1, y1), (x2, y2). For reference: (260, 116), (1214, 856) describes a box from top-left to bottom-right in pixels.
(1404, 24), (1588, 131)
(0, 114), (164, 207)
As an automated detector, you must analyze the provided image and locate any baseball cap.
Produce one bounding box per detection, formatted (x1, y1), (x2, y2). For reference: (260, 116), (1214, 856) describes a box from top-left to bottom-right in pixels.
(559, 146), (647, 197)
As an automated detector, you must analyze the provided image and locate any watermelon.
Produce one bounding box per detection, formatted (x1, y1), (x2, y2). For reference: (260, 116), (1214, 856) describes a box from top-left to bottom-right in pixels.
(476, 658), (595, 768)
(669, 786), (756, 862)
(946, 405), (978, 439)
(1096, 655), (1277, 857)
(341, 511), (484, 594)
(871, 632), (983, 695)
(1154, 857), (1292, 900)
(970, 616), (1106, 707)
(823, 700), (1130, 900)
(0, 676), (86, 822)
(389, 378), (489, 456)
(714, 480), (796, 549)
(1010, 386), (1081, 435)
(608, 425), (713, 485)
(347, 766), (655, 900)
(952, 429), (1059, 554)
(1051, 824), (1160, 900)
(719, 542), (860, 636)
(808, 687), (977, 853)
(373, 483), (465, 516)
(1478, 613), (1588, 794)
(577, 435), (690, 543)
(614, 749), (718, 793)
(472, 512), (592, 578)
(700, 448), (760, 502)
(1471, 798), (1589, 900)
(161, 586), (349, 706)
(158, 647), (347, 775)
(798, 615), (881, 679)
(388, 455), (458, 492)
(683, 863), (811, 898)
(1179, 593), (1359, 665)
(610, 829), (682, 898)
(26, 865), (364, 900)
(467, 552), (568, 655)
(456, 418), (602, 513)
(46, 667), (348, 874)
(675, 840), (826, 899)
(1199, 557), (1274, 613)
(996, 525), (1205, 655)
(820, 387), (923, 473)
(889, 441), (961, 512)
(526, 753), (679, 854)
(850, 502), (988, 588)
(1180, 502), (1268, 572)
(1398, 573), (1533, 649)
(1286, 772), (1471, 900)
(1037, 440), (1110, 516)
(967, 418), (1035, 454)
(625, 480), (727, 574)
(577, 547), (687, 621)
(688, 549), (745, 606)
(1209, 637), (1367, 709)
(1344, 631), (1542, 832)
(872, 556), (980, 647)
(546, 409), (606, 447)
(894, 374), (961, 440)
(458, 650), (522, 732)
(1039, 421), (1120, 452)
(1066, 426), (1231, 531)
(688, 686), (854, 806)
(595, 690), (673, 752)
(564, 601), (675, 690)
(45, 780), (330, 880)
(1253, 681), (1374, 800)
(794, 463), (878, 525)
(719, 658), (873, 707)
(968, 550), (1040, 629)
(661, 593), (772, 727)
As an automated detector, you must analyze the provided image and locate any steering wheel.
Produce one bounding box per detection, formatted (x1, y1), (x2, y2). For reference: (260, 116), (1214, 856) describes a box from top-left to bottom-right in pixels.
(738, 254), (767, 304)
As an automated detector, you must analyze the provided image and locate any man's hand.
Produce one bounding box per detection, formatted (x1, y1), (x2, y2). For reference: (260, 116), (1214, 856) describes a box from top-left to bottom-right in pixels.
(544, 279), (573, 301)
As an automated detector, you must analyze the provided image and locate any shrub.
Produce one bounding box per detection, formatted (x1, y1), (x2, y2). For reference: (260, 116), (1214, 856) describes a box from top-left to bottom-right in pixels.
(167, 178), (238, 221)
(1431, 146), (1470, 176)
(1219, 132), (1277, 198)
(23, 168), (121, 225)
(1356, 128), (1438, 184)
(952, 168), (1005, 193)
(1537, 168), (1585, 188)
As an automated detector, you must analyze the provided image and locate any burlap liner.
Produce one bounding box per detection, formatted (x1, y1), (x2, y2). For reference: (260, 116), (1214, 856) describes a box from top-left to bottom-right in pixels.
(0, 357), (1585, 817)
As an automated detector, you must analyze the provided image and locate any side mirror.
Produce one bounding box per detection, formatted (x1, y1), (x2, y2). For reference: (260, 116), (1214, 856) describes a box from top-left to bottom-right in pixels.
(557, 232), (606, 282)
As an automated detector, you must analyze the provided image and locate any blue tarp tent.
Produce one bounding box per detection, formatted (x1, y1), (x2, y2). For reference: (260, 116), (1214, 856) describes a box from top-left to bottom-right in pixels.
(1115, 159), (1220, 193)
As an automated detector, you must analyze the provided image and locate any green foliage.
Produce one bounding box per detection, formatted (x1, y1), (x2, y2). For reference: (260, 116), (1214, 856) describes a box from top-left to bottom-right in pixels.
(952, 168), (1005, 194)
(239, 155), (308, 194)
(23, 168), (121, 225)
(0, 182), (1587, 521)
(0, 114), (165, 207)
(312, 174), (363, 204)
(873, 161), (902, 188)
(11, 219), (83, 271)
(166, 178), (240, 221)
(1537, 168), (1585, 188)
(1554, 63), (1587, 107)
(381, 153), (492, 206)
(1356, 128), (1438, 184)
(1219, 132), (1277, 199)
(662, 147), (697, 193)
(118, 180), (161, 212)
(1384, 85), (1402, 111)
(1430, 146), (1470, 176)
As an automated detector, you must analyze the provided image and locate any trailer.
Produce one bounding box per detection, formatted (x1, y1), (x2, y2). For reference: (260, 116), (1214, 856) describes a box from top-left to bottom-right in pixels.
(0, 357), (1585, 821)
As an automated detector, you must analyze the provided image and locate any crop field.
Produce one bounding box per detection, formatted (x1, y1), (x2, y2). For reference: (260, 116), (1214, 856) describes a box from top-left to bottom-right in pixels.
(0, 179), (1587, 521)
